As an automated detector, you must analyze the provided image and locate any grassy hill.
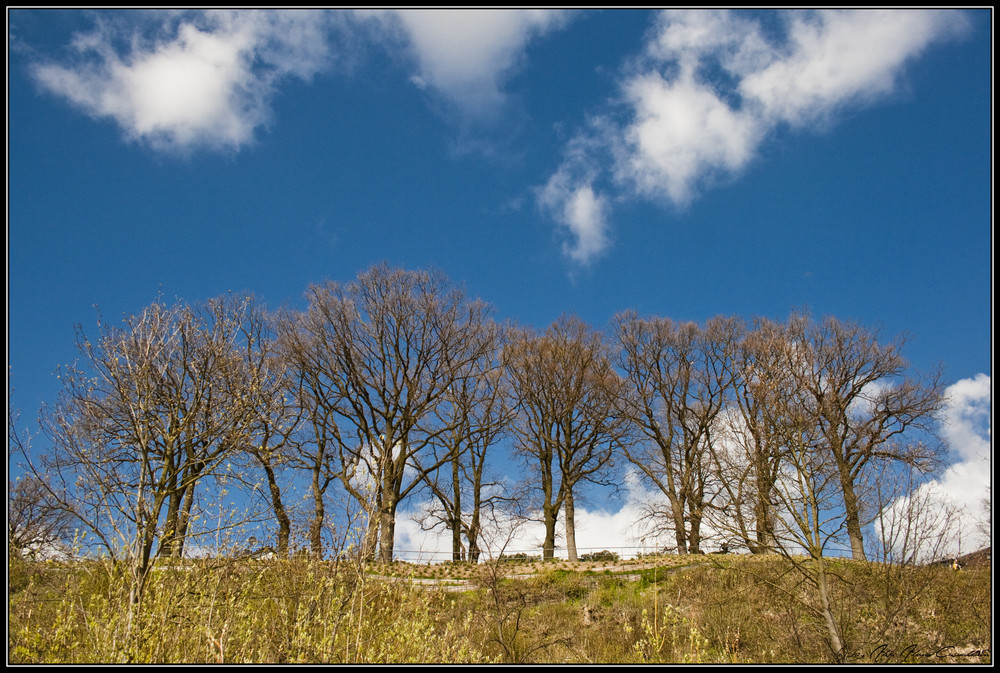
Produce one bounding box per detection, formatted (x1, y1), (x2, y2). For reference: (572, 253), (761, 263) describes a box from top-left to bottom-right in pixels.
(8, 552), (991, 664)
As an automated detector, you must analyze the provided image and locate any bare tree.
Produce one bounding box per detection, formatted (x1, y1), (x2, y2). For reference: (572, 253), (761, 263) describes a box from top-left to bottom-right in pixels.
(781, 313), (945, 560)
(854, 464), (966, 661)
(279, 313), (341, 558)
(231, 299), (301, 557)
(416, 318), (516, 562)
(33, 295), (263, 602)
(7, 475), (78, 559)
(285, 264), (497, 562)
(8, 408), (77, 558)
(742, 327), (850, 661)
(705, 313), (955, 661)
(615, 313), (740, 555)
(871, 464), (963, 567)
(506, 315), (627, 561)
(708, 316), (789, 553)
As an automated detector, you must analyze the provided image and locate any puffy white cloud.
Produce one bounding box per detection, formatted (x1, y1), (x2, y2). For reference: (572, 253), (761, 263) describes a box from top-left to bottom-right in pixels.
(931, 373), (991, 537)
(619, 68), (762, 206)
(544, 9), (969, 265)
(878, 374), (991, 559)
(30, 10), (337, 152)
(29, 9), (572, 151)
(741, 10), (966, 126)
(940, 372), (991, 463)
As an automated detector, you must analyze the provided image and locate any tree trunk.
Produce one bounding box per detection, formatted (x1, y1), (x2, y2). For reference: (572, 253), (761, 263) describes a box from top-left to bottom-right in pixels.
(451, 515), (463, 562)
(158, 488), (183, 559)
(671, 495), (689, 555)
(262, 460), (291, 557)
(361, 513), (380, 561)
(132, 495), (162, 605)
(564, 489), (578, 562)
(173, 479), (197, 559)
(752, 460), (776, 553)
(468, 505), (481, 564)
(468, 460), (485, 564)
(688, 504), (703, 555)
(816, 556), (846, 661)
(752, 503), (773, 553)
(542, 501), (558, 560)
(310, 467), (325, 558)
(837, 462), (867, 560)
(451, 454), (463, 561)
(378, 499), (397, 563)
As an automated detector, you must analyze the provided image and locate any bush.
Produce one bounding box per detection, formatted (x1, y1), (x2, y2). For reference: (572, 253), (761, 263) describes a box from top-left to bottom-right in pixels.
(579, 550), (620, 563)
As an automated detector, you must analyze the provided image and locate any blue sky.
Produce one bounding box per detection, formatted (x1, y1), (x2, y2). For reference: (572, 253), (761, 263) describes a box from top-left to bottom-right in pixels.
(7, 9), (992, 558)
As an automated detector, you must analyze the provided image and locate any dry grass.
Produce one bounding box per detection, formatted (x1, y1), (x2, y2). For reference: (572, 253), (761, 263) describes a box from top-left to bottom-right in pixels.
(8, 552), (991, 664)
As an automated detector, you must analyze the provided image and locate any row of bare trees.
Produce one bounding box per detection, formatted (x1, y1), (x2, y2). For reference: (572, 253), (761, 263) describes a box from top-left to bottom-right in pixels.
(10, 265), (947, 594)
(616, 311), (944, 559)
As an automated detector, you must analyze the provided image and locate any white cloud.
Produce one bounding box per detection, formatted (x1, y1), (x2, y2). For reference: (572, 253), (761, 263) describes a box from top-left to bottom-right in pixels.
(30, 10), (337, 153)
(543, 9), (969, 264)
(940, 372), (991, 463)
(539, 168), (611, 265)
(619, 68), (761, 206)
(562, 475), (665, 557)
(741, 10), (966, 126)
(384, 9), (572, 120)
(878, 373), (991, 559)
(931, 373), (991, 538)
(396, 471), (666, 562)
(30, 9), (572, 151)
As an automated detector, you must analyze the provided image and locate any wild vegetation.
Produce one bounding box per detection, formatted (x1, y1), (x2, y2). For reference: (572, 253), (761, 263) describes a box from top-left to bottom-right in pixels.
(8, 263), (990, 663)
(8, 551), (990, 664)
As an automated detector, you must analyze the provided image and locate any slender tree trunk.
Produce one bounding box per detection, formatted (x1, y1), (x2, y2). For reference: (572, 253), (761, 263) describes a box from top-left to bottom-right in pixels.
(310, 467), (325, 558)
(451, 515), (463, 562)
(173, 479), (197, 559)
(468, 461), (485, 564)
(816, 556), (846, 661)
(156, 454), (184, 559)
(132, 503), (161, 605)
(540, 449), (558, 560)
(564, 489), (578, 562)
(836, 461), (867, 560)
(468, 505), (481, 564)
(262, 460), (291, 556)
(451, 454), (463, 561)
